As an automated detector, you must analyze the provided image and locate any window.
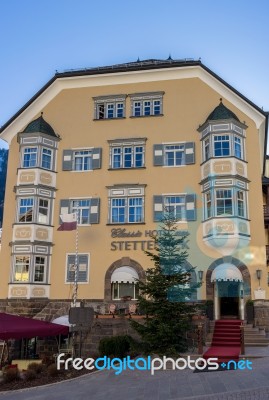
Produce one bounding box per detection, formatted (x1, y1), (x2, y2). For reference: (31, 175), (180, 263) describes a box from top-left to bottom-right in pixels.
(154, 142), (195, 166)
(214, 135), (230, 157)
(71, 199), (91, 224)
(62, 148), (102, 171)
(153, 194), (196, 222)
(164, 196), (186, 220)
(23, 148), (37, 168)
(203, 133), (244, 162)
(164, 145), (185, 166)
(108, 186), (145, 224)
(38, 199), (49, 224)
(130, 92), (164, 117)
(204, 138), (210, 161)
(94, 95), (126, 120)
(34, 256), (46, 282)
(41, 148), (52, 170)
(234, 136), (242, 159)
(111, 197), (143, 223)
(74, 150), (93, 171)
(237, 190), (245, 217)
(66, 254), (89, 283)
(216, 189), (233, 216)
(204, 188), (247, 220)
(112, 282), (138, 300)
(205, 192), (212, 219)
(14, 256), (30, 282)
(60, 198), (100, 225)
(111, 145), (144, 169)
(19, 198), (34, 222)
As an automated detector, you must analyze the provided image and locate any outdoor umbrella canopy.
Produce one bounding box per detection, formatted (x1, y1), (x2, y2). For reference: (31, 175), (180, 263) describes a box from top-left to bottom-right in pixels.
(0, 313), (69, 340)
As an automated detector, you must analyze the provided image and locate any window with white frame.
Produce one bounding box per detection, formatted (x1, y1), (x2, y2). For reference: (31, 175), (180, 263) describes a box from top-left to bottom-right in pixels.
(34, 256), (46, 282)
(164, 196), (186, 220)
(213, 135), (230, 157)
(205, 191), (212, 219)
(237, 190), (245, 217)
(19, 198), (34, 222)
(41, 148), (52, 170)
(202, 133), (244, 162)
(108, 186), (145, 224)
(23, 147), (38, 168)
(164, 145), (185, 166)
(234, 136), (242, 159)
(112, 282), (138, 300)
(111, 144), (144, 169)
(130, 92), (164, 117)
(37, 198), (49, 224)
(216, 189), (233, 216)
(71, 199), (91, 224)
(14, 256), (30, 282)
(204, 187), (247, 220)
(93, 96), (126, 120)
(74, 150), (93, 171)
(66, 254), (89, 283)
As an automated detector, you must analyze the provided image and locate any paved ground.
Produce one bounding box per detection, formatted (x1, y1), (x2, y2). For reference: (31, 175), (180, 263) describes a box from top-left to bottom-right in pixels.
(1, 350), (269, 400)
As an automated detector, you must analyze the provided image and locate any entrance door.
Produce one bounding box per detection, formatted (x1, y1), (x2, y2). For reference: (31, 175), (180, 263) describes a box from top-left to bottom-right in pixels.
(220, 297), (239, 317)
(218, 281), (239, 318)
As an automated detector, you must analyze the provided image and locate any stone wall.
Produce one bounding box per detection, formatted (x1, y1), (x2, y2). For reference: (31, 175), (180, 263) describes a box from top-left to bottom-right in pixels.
(254, 300), (269, 331)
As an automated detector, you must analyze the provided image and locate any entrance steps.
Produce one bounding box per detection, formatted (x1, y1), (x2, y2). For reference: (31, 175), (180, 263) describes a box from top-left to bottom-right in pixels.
(206, 321), (269, 347)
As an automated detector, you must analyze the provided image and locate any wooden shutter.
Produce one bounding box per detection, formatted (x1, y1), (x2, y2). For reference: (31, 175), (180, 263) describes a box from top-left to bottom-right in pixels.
(67, 254), (88, 282)
(153, 144), (164, 166)
(59, 199), (69, 223)
(89, 198), (100, 224)
(185, 142), (195, 165)
(92, 148), (102, 170)
(153, 195), (164, 221)
(62, 150), (73, 171)
(186, 194), (196, 221)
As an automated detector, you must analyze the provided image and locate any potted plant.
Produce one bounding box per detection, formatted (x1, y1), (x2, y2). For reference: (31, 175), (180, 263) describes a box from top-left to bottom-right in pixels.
(246, 299), (254, 323)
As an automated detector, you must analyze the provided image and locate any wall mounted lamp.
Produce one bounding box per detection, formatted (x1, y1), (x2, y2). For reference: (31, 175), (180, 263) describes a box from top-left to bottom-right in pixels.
(198, 270), (204, 282)
(256, 269), (262, 286)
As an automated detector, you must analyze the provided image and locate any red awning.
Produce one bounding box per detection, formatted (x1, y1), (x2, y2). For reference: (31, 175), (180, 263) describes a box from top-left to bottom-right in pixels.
(0, 313), (69, 340)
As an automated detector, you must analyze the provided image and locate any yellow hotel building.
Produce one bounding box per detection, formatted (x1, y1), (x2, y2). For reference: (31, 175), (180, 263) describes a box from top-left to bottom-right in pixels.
(0, 59), (268, 322)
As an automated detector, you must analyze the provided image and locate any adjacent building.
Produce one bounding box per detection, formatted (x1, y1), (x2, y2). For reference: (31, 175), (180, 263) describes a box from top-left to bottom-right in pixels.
(0, 59), (268, 322)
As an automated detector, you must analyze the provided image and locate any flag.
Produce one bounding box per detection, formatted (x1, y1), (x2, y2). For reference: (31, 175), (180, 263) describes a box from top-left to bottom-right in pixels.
(57, 213), (77, 231)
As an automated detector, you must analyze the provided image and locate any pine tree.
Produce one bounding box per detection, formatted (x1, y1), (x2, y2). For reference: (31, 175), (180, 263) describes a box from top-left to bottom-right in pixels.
(131, 212), (200, 355)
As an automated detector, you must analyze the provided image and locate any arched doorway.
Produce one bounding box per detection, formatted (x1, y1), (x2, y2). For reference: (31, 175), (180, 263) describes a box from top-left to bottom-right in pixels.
(104, 257), (145, 301)
(206, 257), (251, 320)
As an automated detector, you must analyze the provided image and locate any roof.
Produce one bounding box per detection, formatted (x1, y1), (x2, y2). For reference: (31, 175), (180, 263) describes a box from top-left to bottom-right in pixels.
(0, 58), (267, 135)
(206, 99), (240, 122)
(22, 114), (58, 138)
(0, 312), (69, 340)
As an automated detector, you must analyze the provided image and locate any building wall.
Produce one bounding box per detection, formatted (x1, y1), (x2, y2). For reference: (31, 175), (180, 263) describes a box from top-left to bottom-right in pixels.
(0, 71), (267, 303)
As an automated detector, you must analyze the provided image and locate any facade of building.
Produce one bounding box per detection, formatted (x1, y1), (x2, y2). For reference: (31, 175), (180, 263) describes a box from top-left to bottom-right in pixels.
(0, 59), (268, 322)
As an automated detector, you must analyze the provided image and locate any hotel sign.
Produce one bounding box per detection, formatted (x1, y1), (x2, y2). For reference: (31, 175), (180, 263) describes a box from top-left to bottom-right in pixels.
(110, 228), (188, 251)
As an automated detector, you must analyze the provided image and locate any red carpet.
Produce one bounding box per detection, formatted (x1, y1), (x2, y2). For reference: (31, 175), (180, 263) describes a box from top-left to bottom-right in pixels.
(203, 320), (242, 362)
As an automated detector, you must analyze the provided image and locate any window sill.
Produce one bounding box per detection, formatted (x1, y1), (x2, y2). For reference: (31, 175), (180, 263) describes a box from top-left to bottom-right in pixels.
(202, 216), (250, 222)
(93, 117), (126, 121)
(106, 222), (146, 226)
(108, 167), (146, 171)
(130, 114), (164, 119)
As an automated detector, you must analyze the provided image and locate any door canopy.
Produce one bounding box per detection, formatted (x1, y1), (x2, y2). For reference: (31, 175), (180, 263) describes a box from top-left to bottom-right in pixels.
(111, 266), (139, 283)
(211, 264), (243, 282)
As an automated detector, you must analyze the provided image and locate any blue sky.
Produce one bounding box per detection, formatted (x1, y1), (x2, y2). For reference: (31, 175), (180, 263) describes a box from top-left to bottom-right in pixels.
(1, 0), (269, 149)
